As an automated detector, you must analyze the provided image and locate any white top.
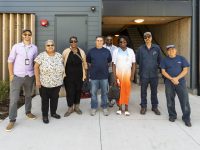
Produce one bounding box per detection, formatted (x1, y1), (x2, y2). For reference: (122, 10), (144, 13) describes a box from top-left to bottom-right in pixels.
(103, 44), (118, 72)
(34, 52), (64, 88)
(112, 47), (136, 69)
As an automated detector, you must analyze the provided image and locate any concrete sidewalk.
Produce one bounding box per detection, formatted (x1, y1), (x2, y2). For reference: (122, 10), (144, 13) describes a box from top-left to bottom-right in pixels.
(0, 84), (200, 150)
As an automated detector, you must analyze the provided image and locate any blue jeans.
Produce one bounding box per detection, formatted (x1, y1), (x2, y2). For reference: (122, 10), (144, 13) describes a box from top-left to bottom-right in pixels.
(140, 77), (158, 108)
(165, 79), (191, 122)
(90, 79), (108, 109)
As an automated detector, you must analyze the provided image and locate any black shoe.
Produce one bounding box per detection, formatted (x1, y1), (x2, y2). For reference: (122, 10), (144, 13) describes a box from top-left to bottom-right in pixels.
(43, 117), (49, 124)
(140, 107), (147, 115)
(169, 117), (176, 122)
(185, 121), (192, 127)
(51, 114), (61, 119)
(152, 108), (161, 115)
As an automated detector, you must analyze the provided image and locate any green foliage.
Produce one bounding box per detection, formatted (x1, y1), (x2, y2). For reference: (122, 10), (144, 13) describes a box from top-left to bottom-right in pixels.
(0, 81), (10, 103)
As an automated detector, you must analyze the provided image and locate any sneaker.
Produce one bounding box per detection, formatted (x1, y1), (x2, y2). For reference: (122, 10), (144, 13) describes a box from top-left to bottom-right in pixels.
(140, 107), (147, 115)
(5, 122), (15, 132)
(26, 113), (36, 120)
(90, 109), (97, 116)
(108, 100), (115, 107)
(152, 108), (161, 115)
(116, 110), (122, 115)
(125, 111), (130, 116)
(103, 109), (109, 116)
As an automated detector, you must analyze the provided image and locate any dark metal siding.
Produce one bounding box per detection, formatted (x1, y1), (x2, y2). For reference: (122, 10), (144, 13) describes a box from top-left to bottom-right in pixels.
(102, 0), (192, 16)
(0, 0), (102, 52)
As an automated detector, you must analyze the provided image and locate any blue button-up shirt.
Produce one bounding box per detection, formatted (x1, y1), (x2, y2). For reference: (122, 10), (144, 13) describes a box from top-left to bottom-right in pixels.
(136, 44), (162, 78)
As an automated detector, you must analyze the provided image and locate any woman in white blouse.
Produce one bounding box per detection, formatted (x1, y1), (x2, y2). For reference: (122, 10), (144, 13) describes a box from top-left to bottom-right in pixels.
(112, 36), (136, 116)
(34, 40), (64, 124)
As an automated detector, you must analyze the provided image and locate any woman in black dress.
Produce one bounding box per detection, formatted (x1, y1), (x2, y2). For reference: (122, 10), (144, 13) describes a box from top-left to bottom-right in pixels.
(62, 36), (87, 117)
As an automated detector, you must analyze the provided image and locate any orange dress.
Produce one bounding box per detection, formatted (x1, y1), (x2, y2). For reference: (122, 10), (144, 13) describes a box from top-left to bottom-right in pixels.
(113, 48), (135, 105)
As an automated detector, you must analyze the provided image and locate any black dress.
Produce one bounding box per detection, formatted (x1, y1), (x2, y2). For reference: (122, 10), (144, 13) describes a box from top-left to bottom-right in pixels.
(64, 50), (83, 107)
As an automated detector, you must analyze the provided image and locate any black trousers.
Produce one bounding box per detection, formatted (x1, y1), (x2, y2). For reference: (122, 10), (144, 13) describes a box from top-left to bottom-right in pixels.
(64, 78), (83, 107)
(39, 86), (61, 117)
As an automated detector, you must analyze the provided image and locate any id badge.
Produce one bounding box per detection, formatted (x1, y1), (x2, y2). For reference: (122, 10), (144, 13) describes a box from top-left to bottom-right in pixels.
(25, 59), (30, 65)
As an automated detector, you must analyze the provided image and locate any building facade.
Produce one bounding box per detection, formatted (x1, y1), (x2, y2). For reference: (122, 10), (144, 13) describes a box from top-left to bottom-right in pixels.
(0, 0), (199, 95)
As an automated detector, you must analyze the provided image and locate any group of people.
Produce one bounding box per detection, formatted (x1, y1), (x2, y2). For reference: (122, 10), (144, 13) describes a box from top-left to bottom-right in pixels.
(5, 29), (192, 132)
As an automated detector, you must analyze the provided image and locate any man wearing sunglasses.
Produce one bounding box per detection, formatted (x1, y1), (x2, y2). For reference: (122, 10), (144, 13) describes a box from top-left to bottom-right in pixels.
(103, 35), (118, 107)
(136, 32), (162, 115)
(6, 29), (38, 131)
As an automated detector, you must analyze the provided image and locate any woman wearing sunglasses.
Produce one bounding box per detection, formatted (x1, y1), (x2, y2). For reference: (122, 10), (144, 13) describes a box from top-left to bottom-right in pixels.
(62, 36), (87, 117)
(112, 36), (136, 116)
(34, 40), (64, 124)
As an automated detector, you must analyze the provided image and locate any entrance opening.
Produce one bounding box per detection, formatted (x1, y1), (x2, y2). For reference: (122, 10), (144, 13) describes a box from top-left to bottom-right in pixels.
(102, 16), (191, 84)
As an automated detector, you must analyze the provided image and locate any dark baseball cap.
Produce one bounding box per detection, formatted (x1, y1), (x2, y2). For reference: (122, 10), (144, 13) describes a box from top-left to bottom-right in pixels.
(22, 29), (32, 34)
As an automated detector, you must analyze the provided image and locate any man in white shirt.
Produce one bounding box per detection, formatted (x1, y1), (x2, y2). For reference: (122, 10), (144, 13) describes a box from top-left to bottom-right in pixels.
(103, 35), (118, 107)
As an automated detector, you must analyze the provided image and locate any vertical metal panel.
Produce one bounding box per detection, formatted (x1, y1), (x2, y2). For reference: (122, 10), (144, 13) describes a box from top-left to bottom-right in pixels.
(2, 13), (9, 80)
(0, 13), (35, 81)
(30, 14), (35, 44)
(9, 13), (15, 52)
(0, 14), (2, 80)
(23, 14), (28, 29)
(16, 13), (22, 43)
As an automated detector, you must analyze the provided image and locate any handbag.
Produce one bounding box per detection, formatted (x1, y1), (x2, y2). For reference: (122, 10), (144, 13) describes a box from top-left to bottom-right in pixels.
(108, 85), (120, 101)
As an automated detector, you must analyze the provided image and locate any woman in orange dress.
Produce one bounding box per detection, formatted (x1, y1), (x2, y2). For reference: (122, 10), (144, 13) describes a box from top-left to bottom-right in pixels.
(112, 36), (136, 116)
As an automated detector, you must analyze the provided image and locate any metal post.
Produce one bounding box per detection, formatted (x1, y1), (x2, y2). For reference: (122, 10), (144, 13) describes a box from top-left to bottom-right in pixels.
(190, 0), (198, 94)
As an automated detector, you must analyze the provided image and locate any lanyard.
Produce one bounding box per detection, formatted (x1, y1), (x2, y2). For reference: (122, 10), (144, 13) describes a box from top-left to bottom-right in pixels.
(24, 46), (29, 59)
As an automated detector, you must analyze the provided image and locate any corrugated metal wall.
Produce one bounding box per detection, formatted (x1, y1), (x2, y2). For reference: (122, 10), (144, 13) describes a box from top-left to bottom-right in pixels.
(0, 13), (35, 81)
(0, 0), (102, 52)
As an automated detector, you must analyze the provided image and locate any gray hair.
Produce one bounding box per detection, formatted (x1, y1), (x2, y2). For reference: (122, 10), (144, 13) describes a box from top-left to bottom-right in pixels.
(45, 40), (55, 46)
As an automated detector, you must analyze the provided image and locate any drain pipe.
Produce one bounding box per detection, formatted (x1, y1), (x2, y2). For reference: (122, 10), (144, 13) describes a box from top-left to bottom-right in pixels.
(190, 0), (198, 94)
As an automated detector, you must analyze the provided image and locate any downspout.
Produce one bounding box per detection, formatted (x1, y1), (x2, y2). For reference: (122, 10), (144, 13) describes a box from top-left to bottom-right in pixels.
(190, 0), (198, 94)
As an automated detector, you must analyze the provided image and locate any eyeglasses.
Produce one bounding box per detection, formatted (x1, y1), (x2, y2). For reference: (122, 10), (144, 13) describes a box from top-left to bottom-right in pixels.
(23, 34), (32, 36)
(144, 36), (151, 39)
(70, 40), (77, 43)
(46, 44), (54, 47)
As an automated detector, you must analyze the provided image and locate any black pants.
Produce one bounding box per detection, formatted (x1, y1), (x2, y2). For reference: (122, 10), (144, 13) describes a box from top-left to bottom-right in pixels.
(64, 78), (83, 107)
(39, 86), (61, 117)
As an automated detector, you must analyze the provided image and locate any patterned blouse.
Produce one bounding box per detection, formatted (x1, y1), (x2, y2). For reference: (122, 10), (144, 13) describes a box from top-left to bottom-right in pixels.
(34, 51), (64, 88)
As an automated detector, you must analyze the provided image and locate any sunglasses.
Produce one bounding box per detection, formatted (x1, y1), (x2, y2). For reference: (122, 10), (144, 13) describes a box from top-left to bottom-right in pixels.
(46, 44), (54, 47)
(144, 36), (151, 39)
(70, 40), (77, 43)
(23, 34), (32, 36)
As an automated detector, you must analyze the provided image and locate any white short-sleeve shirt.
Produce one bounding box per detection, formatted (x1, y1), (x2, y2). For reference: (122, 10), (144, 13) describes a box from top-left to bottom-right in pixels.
(34, 52), (64, 88)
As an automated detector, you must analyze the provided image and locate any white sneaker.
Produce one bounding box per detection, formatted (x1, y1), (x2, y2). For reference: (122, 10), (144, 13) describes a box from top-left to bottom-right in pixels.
(125, 111), (130, 116)
(103, 109), (109, 116)
(90, 109), (97, 116)
(116, 110), (122, 115)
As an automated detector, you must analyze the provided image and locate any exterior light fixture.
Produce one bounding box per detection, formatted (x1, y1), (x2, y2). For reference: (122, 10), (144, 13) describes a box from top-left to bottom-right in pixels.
(91, 6), (96, 12)
(134, 19), (144, 23)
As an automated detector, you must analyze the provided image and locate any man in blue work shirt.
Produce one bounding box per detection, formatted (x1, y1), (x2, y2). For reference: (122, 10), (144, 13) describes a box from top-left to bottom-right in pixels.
(136, 32), (162, 115)
(160, 45), (191, 127)
(86, 36), (112, 116)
